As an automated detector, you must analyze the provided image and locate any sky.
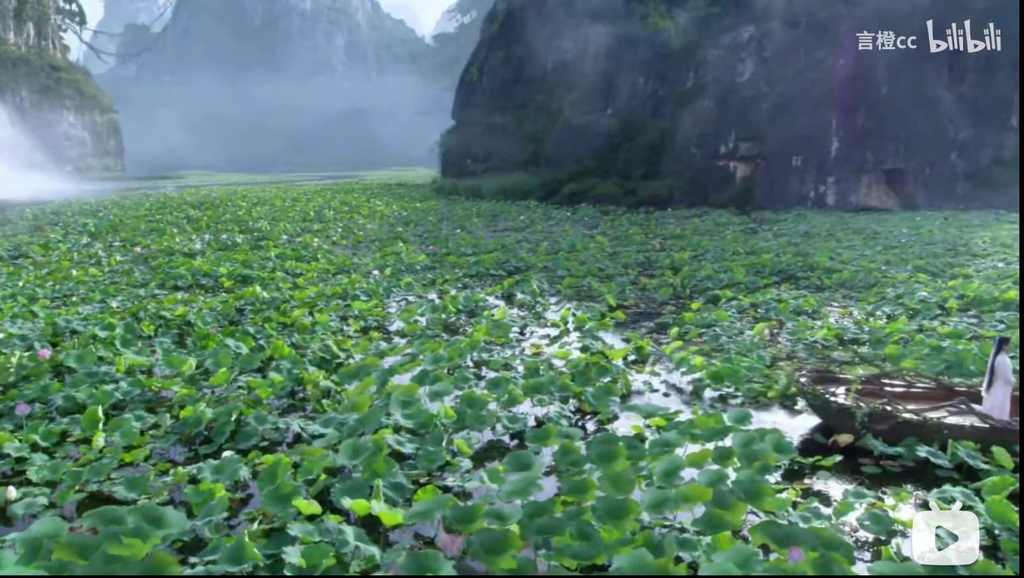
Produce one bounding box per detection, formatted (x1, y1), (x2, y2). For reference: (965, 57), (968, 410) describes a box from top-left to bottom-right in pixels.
(379, 0), (453, 35)
(71, 0), (453, 57)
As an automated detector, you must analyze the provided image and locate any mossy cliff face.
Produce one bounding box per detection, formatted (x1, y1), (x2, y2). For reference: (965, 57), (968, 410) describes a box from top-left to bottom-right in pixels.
(441, 0), (1020, 210)
(0, 0), (124, 174)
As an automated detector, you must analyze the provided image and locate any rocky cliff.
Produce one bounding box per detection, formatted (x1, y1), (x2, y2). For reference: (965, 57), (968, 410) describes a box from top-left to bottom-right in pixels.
(97, 0), (452, 173)
(0, 0), (124, 174)
(441, 0), (1020, 210)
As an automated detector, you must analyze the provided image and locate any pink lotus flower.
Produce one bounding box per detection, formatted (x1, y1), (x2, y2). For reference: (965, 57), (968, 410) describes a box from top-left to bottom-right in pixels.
(788, 547), (806, 564)
(37, 348), (52, 360)
(15, 402), (32, 417)
(426, 246), (437, 253)
(438, 531), (464, 557)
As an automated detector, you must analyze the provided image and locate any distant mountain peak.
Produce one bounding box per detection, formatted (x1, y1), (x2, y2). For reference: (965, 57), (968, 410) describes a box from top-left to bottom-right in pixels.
(110, 0), (429, 81)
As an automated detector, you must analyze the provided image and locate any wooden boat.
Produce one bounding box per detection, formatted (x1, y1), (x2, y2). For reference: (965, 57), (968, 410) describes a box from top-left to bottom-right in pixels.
(797, 369), (1020, 448)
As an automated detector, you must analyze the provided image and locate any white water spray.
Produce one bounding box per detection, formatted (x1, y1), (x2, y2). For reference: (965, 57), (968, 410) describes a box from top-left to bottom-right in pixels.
(0, 103), (78, 203)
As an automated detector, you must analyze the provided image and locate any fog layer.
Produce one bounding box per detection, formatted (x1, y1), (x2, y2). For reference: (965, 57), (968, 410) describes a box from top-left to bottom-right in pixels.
(0, 104), (78, 203)
(102, 72), (452, 174)
(95, 0), (462, 175)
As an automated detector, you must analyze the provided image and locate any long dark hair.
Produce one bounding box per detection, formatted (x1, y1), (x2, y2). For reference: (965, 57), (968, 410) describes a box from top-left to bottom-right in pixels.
(984, 336), (1012, 393)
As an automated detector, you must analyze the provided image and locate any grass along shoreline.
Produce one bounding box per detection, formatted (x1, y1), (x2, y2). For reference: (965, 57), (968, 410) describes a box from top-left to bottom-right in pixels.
(0, 181), (1019, 574)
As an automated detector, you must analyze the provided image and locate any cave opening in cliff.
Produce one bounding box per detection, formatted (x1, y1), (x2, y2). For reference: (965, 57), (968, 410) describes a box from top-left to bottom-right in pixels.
(882, 166), (916, 208)
(882, 167), (907, 193)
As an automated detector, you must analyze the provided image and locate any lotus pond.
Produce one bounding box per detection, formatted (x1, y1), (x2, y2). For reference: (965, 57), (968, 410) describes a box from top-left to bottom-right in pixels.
(0, 182), (1019, 575)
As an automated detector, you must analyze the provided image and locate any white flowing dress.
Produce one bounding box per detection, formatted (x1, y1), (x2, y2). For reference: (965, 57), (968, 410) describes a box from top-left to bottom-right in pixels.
(981, 352), (1015, 420)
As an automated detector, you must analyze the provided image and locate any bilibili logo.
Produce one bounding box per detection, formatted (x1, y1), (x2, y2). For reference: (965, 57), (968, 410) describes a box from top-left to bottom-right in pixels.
(926, 19), (1002, 53)
(856, 19), (1003, 53)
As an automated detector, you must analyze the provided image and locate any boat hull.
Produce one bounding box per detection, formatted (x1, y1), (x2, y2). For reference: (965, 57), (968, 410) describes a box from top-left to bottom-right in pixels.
(798, 370), (1020, 448)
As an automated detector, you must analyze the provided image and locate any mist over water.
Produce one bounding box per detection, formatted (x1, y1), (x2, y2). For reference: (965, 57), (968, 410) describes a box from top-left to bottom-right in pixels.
(105, 73), (452, 174)
(0, 104), (80, 203)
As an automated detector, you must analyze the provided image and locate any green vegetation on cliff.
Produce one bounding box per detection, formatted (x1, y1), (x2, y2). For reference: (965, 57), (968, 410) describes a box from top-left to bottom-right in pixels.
(1, 0), (97, 104)
(2, 0), (85, 53)
(435, 173), (683, 209)
(10, 0), (54, 30)
(0, 46), (115, 112)
(0, 181), (1018, 574)
(0, 46), (122, 173)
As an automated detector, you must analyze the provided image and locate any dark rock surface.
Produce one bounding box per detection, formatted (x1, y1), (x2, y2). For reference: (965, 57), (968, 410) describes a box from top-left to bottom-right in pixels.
(441, 0), (1020, 210)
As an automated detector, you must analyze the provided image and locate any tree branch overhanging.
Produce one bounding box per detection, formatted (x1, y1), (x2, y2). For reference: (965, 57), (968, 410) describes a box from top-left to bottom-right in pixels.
(59, 0), (177, 66)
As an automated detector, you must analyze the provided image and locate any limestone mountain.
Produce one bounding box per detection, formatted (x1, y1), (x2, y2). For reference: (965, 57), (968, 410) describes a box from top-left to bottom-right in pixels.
(0, 0), (124, 174)
(127, 0), (428, 81)
(96, 0), (448, 173)
(441, 0), (1020, 210)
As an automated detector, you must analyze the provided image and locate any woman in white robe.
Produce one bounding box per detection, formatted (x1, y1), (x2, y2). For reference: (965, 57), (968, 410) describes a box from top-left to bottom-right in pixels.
(981, 336), (1016, 421)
